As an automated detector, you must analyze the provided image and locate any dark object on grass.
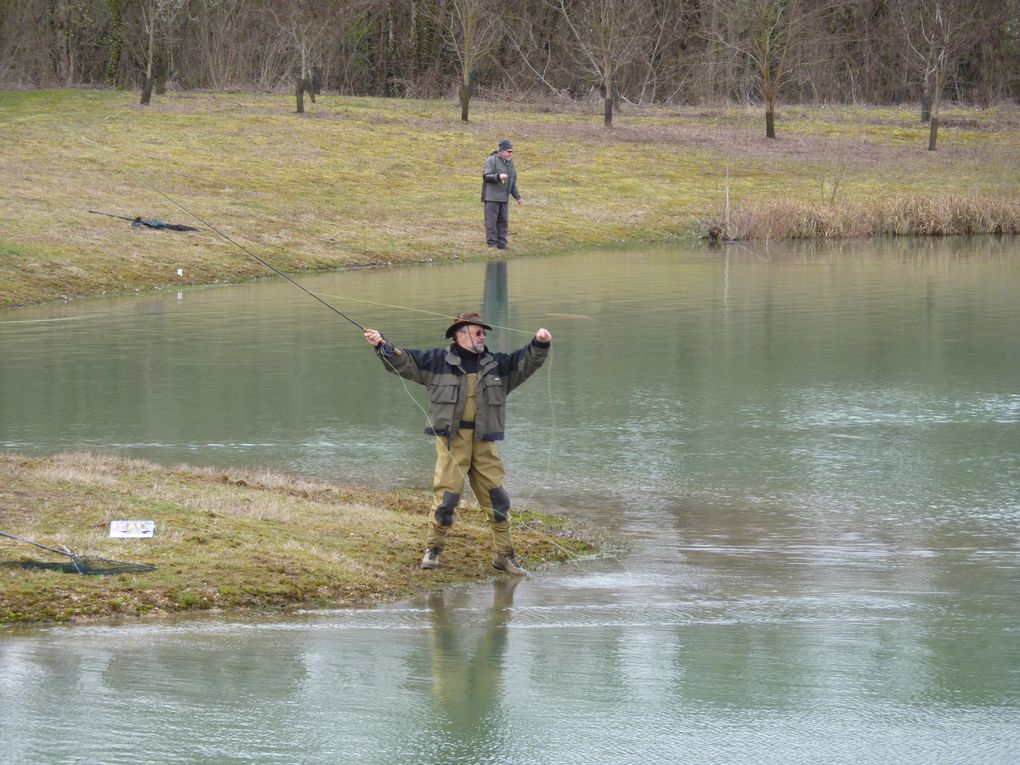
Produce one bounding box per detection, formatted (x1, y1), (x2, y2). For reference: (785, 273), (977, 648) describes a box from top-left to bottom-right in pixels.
(88, 209), (199, 232)
(131, 217), (199, 232)
(0, 530), (156, 576)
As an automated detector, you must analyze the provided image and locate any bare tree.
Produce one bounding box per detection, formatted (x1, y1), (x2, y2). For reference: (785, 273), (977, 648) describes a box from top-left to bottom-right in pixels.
(140, 0), (184, 104)
(556, 0), (648, 127)
(0, 0), (45, 85)
(2, 0), (1019, 104)
(503, 1), (569, 97)
(710, 0), (821, 138)
(432, 0), (500, 121)
(49, 0), (94, 87)
(896, 0), (982, 150)
(272, 0), (343, 112)
(141, 0), (157, 103)
(634, 0), (691, 104)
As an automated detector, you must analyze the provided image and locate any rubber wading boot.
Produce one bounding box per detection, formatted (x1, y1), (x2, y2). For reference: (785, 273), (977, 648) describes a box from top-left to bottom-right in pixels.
(491, 551), (529, 576)
(421, 548), (442, 570)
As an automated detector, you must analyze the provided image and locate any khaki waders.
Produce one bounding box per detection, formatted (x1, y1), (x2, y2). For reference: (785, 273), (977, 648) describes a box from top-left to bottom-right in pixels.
(427, 373), (514, 556)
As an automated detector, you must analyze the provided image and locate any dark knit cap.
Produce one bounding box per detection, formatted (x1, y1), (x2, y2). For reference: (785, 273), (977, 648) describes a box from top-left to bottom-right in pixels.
(498, 140), (513, 152)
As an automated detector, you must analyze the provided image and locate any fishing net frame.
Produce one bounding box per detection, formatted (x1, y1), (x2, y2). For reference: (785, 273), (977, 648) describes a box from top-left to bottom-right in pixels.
(0, 530), (156, 576)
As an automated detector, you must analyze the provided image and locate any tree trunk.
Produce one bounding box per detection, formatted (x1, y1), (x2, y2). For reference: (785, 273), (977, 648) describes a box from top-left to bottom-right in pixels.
(604, 94), (613, 127)
(460, 82), (470, 122)
(50, 0), (71, 86)
(927, 116), (938, 151)
(296, 78), (305, 113)
(921, 93), (932, 123)
(105, 0), (124, 85)
(140, 2), (156, 105)
(298, 42), (315, 103)
(766, 109), (776, 138)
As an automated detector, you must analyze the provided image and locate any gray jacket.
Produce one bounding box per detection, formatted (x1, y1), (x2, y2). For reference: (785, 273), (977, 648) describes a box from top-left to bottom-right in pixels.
(482, 152), (520, 203)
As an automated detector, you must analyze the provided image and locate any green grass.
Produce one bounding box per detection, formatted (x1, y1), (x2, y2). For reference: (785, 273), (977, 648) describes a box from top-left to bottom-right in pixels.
(1, 90), (1019, 308)
(0, 453), (598, 625)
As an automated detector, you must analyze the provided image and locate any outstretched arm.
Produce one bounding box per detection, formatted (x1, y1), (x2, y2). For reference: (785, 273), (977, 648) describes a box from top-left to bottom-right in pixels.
(364, 327), (435, 387)
(500, 328), (552, 392)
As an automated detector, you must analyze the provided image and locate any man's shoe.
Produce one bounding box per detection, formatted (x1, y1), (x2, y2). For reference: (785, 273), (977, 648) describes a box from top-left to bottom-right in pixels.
(421, 548), (442, 570)
(491, 551), (529, 576)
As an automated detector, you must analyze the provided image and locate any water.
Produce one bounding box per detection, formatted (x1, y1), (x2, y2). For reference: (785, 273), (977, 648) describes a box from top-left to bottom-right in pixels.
(2, 239), (1019, 763)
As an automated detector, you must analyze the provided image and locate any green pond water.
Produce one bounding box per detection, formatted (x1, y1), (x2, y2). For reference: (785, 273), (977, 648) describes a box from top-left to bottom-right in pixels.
(1, 238), (1018, 763)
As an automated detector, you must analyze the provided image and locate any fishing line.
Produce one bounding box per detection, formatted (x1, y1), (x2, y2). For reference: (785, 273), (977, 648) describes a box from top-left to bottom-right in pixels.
(310, 291), (536, 336)
(0, 313), (110, 325)
(77, 129), (368, 333)
(76, 129), (579, 571)
(307, 289), (561, 526)
(141, 184), (368, 332)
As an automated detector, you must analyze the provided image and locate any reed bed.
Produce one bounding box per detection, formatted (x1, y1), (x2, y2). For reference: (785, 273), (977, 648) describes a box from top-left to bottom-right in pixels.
(704, 195), (1020, 242)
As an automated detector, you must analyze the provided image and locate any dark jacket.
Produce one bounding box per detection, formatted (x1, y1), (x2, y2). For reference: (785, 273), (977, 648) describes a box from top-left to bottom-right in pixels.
(481, 151), (520, 203)
(377, 339), (549, 442)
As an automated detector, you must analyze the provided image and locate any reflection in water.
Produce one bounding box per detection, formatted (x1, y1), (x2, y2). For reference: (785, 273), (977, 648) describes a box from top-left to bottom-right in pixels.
(418, 580), (517, 762)
(1, 240), (1019, 762)
(483, 261), (510, 353)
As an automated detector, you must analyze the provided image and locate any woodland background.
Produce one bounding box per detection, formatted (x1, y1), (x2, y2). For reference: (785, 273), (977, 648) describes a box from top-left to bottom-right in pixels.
(2, 0), (1017, 115)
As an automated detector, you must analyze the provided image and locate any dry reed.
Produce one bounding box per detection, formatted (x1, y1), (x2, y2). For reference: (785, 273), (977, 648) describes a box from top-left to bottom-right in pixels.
(703, 195), (1020, 242)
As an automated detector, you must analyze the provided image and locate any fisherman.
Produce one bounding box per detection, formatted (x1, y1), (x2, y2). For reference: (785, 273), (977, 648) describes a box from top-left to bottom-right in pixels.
(363, 313), (552, 575)
(481, 139), (523, 250)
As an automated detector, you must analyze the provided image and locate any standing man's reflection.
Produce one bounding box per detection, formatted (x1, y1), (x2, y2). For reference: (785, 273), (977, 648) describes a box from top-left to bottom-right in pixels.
(425, 579), (519, 752)
(483, 260), (509, 353)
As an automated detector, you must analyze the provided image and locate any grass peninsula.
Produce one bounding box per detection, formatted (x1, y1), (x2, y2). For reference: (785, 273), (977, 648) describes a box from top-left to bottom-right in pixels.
(0, 453), (596, 625)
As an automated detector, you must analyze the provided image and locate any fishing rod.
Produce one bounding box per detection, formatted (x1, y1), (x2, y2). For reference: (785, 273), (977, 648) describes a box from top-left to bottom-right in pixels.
(140, 186), (367, 332)
(88, 209), (138, 223)
(131, 183), (574, 565)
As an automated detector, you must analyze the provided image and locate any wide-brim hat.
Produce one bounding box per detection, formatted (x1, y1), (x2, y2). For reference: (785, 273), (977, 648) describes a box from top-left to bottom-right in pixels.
(445, 312), (493, 338)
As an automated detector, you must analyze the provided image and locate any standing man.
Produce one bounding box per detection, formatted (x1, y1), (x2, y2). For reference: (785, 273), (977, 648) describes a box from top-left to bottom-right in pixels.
(482, 139), (523, 250)
(363, 313), (551, 575)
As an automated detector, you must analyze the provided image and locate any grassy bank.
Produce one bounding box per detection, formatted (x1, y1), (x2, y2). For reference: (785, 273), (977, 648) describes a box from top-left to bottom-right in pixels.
(1, 90), (1019, 308)
(0, 452), (596, 625)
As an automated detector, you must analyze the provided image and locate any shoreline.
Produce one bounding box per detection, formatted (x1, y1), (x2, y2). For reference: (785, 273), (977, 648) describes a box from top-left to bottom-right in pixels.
(2, 91), (1019, 310)
(0, 452), (598, 627)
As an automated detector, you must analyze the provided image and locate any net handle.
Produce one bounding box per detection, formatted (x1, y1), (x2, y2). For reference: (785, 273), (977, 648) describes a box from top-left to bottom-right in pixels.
(0, 530), (76, 559)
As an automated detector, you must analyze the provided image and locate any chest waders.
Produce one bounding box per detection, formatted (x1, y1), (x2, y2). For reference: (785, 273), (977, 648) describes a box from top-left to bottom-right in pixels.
(429, 372), (514, 556)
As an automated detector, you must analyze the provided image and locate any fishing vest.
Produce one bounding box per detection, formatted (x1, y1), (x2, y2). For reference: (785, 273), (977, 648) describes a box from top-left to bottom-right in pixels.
(376, 340), (549, 443)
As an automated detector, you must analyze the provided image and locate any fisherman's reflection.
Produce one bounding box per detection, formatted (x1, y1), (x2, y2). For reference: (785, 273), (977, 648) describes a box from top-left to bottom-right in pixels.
(424, 579), (519, 750)
(483, 260), (509, 353)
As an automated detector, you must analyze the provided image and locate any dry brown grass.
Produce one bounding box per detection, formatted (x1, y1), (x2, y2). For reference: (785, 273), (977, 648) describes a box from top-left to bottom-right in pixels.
(703, 195), (1020, 242)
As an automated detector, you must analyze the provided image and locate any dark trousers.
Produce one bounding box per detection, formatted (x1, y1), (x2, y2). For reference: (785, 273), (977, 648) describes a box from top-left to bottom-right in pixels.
(484, 201), (509, 248)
